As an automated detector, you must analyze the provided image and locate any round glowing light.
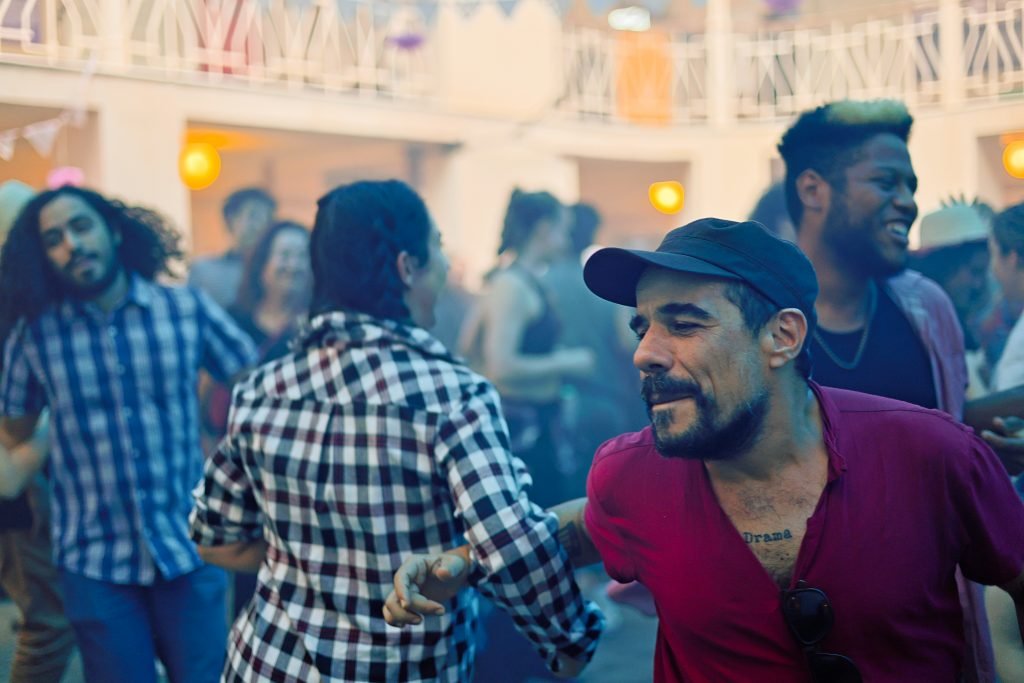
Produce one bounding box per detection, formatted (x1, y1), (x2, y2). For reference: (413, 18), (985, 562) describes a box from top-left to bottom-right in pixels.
(179, 142), (221, 190)
(649, 181), (685, 214)
(1004, 141), (1024, 180)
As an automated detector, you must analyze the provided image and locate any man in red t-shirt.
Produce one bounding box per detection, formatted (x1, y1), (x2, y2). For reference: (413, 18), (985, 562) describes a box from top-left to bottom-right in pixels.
(385, 218), (1024, 682)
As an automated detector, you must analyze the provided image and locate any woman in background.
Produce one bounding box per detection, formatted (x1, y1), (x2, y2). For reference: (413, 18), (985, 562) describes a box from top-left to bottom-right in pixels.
(200, 219), (311, 616)
(462, 189), (593, 508)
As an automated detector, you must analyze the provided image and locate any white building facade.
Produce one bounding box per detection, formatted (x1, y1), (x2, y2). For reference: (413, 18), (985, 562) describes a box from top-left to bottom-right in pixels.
(0, 0), (1022, 282)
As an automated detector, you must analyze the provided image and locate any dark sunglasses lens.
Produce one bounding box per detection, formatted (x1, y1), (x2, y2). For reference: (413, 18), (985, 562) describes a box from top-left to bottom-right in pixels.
(782, 589), (833, 646)
(808, 652), (862, 683)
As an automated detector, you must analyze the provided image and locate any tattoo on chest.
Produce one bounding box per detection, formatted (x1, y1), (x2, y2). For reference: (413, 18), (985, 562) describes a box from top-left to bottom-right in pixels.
(743, 529), (793, 544)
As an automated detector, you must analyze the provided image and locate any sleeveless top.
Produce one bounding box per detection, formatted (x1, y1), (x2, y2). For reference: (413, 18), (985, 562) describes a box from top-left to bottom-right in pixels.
(513, 265), (561, 355)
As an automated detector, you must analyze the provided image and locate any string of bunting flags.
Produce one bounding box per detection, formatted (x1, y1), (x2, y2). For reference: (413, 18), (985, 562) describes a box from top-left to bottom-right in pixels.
(255, 0), (573, 23)
(0, 111), (82, 163)
(0, 56), (93, 166)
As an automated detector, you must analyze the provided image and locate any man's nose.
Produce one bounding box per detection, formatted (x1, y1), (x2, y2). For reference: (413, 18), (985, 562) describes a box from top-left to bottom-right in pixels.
(633, 327), (673, 374)
(62, 230), (83, 253)
(893, 182), (917, 217)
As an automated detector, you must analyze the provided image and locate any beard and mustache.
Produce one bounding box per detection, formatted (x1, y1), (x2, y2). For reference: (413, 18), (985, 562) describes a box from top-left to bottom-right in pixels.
(55, 250), (123, 300)
(823, 200), (909, 280)
(641, 373), (769, 462)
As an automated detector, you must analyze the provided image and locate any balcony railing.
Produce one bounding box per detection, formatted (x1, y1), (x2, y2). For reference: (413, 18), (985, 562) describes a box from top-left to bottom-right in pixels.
(731, 13), (943, 119)
(561, 0), (1024, 124)
(561, 27), (708, 124)
(963, 0), (1024, 100)
(0, 1), (1022, 124)
(0, 0), (436, 99)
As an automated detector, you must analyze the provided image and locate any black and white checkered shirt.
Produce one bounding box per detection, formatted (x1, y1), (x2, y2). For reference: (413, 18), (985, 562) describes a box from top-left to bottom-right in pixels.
(191, 311), (603, 682)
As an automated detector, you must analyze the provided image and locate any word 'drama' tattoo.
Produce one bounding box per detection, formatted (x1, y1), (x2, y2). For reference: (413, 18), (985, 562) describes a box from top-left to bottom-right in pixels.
(743, 529), (793, 544)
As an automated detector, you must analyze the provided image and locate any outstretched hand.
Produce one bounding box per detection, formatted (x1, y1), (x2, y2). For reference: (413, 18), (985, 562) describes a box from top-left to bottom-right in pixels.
(982, 416), (1024, 476)
(383, 551), (471, 627)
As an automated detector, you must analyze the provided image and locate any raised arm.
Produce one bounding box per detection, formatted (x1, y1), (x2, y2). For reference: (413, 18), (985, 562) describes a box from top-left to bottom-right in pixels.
(383, 498), (600, 627)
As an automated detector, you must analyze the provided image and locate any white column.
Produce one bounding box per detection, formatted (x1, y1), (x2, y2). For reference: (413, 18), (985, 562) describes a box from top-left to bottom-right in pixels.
(938, 0), (966, 110)
(99, 0), (128, 70)
(704, 0), (736, 128)
(95, 81), (192, 250)
(435, 0), (564, 119)
(428, 142), (579, 287)
(682, 133), (780, 223)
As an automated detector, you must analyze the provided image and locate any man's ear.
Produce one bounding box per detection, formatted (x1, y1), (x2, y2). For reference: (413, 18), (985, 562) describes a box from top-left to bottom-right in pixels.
(762, 308), (808, 370)
(395, 250), (418, 287)
(795, 169), (830, 215)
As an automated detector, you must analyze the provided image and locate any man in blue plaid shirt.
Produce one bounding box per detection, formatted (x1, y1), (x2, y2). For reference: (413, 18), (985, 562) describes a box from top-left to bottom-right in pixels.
(0, 186), (257, 683)
(191, 180), (604, 682)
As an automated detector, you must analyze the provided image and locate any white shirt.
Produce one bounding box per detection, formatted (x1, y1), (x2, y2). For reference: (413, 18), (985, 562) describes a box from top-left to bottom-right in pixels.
(994, 312), (1024, 391)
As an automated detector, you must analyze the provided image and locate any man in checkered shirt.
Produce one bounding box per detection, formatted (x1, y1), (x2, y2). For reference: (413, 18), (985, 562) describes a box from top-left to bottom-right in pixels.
(191, 180), (604, 682)
(0, 186), (258, 683)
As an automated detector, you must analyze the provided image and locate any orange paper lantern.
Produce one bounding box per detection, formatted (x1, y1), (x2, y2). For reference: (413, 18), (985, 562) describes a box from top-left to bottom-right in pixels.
(649, 181), (685, 214)
(179, 142), (221, 190)
(1004, 140), (1024, 179)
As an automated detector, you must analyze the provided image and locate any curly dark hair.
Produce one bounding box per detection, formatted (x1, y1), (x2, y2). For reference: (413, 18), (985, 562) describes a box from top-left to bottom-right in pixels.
(0, 186), (184, 336)
(233, 220), (311, 318)
(497, 189), (562, 255)
(309, 180), (431, 321)
(778, 99), (913, 228)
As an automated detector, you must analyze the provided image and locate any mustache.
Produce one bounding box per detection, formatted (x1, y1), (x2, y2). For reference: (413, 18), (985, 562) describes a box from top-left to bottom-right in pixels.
(641, 375), (705, 406)
(65, 251), (99, 271)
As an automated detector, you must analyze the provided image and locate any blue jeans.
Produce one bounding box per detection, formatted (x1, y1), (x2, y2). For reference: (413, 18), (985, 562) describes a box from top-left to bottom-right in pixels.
(60, 564), (227, 683)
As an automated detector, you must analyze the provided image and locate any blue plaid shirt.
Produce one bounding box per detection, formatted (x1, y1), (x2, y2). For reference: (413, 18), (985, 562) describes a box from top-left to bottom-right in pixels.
(0, 275), (257, 584)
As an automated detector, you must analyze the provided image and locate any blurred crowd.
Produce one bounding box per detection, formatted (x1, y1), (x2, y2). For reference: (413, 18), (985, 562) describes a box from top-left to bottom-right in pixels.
(1, 96), (1024, 683)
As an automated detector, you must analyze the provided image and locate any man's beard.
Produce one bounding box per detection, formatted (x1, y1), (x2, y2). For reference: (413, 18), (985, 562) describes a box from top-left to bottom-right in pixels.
(823, 200), (907, 279)
(642, 374), (769, 461)
(56, 253), (122, 300)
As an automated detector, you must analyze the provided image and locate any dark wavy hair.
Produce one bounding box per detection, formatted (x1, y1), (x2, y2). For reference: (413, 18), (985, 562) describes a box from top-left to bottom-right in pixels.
(233, 220), (311, 318)
(778, 99), (913, 228)
(0, 186), (184, 336)
(497, 189), (562, 255)
(992, 202), (1024, 258)
(309, 180), (431, 321)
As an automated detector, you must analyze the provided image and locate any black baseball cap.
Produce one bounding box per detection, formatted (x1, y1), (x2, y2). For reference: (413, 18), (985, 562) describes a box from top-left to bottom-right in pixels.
(583, 218), (818, 332)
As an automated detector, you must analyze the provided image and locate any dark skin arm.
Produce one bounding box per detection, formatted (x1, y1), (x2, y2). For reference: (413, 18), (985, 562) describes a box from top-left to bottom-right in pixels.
(963, 386), (1024, 475)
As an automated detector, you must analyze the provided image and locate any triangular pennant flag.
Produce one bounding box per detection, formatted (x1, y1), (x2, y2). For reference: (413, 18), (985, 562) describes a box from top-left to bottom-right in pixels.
(641, 0), (670, 14)
(456, 0), (482, 19)
(334, 0), (359, 21)
(497, 0), (518, 16)
(550, 0), (572, 14)
(416, 0), (439, 25)
(0, 130), (16, 161)
(586, 0), (619, 13)
(22, 118), (63, 157)
(372, 0), (392, 22)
